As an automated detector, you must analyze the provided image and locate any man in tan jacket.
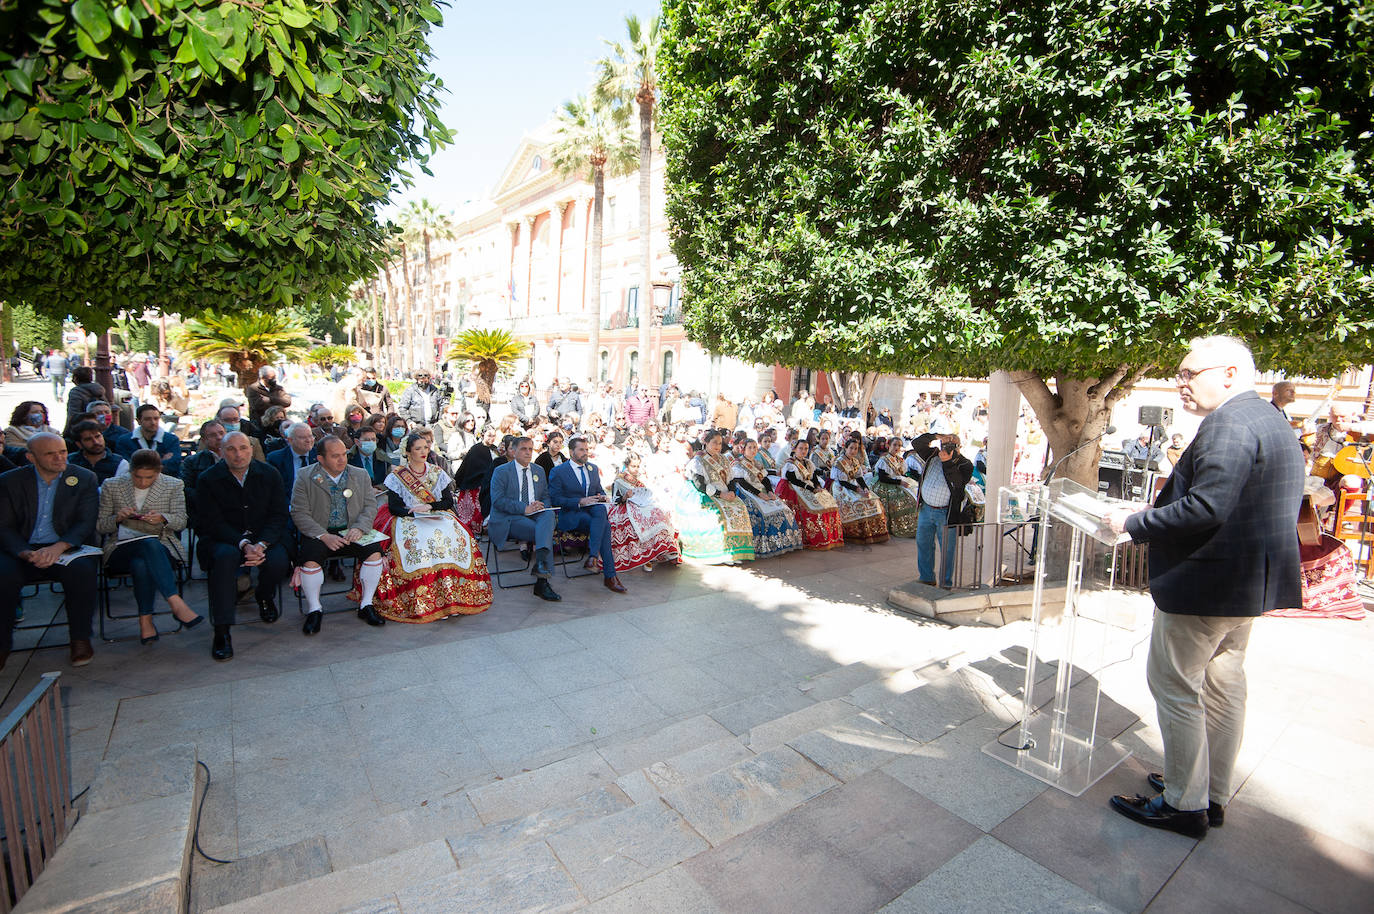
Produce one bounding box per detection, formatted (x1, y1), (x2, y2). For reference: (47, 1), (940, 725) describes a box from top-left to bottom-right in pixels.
(289, 436), (386, 635)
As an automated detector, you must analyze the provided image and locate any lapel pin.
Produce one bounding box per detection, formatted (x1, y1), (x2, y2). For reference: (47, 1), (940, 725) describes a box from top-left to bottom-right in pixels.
(64, 476), (78, 486)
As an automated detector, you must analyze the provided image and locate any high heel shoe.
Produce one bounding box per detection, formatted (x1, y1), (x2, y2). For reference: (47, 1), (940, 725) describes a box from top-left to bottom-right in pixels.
(175, 615), (205, 632)
(140, 630), (160, 645)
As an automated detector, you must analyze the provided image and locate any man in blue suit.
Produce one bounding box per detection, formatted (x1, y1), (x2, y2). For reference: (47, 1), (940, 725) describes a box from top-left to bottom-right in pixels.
(347, 427), (391, 488)
(1106, 336), (1304, 839)
(266, 422), (318, 494)
(549, 436), (625, 594)
(488, 436), (561, 601)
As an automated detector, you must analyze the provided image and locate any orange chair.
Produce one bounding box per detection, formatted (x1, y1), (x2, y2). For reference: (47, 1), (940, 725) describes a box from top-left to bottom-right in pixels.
(1333, 491), (1373, 578)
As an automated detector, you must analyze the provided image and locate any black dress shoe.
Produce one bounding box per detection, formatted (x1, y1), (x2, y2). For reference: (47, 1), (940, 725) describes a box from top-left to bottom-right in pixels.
(212, 627), (233, 662)
(532, 548), (552, 578)
(1109, 793), (1208, 839)
(141, 633), (160, 645)
(533, 579), (562, 602)
(302, 610), (323, 636)
(176, 615), (205, 632)
(1146, 773), (1224, 827)
(258, 595), (280, 624)
(357, 604), (386, 626)
(520, 546), (532, 563)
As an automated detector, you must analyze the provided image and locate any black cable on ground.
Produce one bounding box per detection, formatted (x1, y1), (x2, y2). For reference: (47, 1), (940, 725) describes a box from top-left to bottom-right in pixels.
(193, 760), (237, 865)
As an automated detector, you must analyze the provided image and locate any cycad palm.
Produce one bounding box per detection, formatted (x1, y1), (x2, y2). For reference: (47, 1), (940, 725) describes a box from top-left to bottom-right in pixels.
(177, 311), (310, 387)
(550, 93), (638, 381)
(598, 13), (661, 383)
(399, 199), (457, 360)
(447, 327), (528, 408)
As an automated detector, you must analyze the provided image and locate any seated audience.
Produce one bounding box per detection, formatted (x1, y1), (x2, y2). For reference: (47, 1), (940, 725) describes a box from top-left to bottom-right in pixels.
(68, 419), (129, 484)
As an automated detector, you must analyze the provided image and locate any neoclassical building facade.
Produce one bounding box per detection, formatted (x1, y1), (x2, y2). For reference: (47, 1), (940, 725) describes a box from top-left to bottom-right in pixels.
(415, 123), (770, 395)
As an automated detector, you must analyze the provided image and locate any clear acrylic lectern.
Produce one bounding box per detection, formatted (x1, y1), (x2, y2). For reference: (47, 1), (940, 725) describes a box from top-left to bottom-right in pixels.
(982, 478), (1140, 795)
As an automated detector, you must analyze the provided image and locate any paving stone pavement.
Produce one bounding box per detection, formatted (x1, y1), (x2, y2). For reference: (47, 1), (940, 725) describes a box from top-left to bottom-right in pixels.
(2, 518), (1372, 912)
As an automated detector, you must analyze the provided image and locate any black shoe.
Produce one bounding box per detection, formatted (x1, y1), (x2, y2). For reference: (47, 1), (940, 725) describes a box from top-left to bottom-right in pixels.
(212, 627), (233, 662)
(357, 604), (386, 627)
(258, 595), (280, 624)
(302, 611), (322, 636)
(141, 633), (160, 645)
(520, 546), (532, 563)
(176, 615), (205, 632)
(532, 548), (552, 578)
(533, 579), (562, 602)
(1146, 773), (1224, 827)
(1109, 793), (1208, 839)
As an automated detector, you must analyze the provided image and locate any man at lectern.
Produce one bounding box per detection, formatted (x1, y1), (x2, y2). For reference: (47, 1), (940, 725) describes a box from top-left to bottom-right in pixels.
(1105, 336), (1304, 839)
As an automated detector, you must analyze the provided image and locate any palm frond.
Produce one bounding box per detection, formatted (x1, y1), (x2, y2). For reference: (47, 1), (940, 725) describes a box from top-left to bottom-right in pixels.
(550, 94), (639, 182)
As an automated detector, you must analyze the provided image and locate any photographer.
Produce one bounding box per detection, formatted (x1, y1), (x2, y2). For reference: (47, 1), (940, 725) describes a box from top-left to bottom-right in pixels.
(910, 432), (974, 588)
(398, 369), (450, 432)
(245, 366), (292, 426)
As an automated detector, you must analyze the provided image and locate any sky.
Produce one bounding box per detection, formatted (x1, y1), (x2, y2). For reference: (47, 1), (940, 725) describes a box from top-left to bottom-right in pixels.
(382, 0), (662, 219)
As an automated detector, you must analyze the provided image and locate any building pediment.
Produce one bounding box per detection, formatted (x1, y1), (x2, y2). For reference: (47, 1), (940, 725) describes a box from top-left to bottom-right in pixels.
(490, 127), (560, 201)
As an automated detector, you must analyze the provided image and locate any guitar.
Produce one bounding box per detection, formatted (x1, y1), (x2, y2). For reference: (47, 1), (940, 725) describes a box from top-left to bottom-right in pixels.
(1331, 436), (1374, 479)
(1297, 494), (1322, 546)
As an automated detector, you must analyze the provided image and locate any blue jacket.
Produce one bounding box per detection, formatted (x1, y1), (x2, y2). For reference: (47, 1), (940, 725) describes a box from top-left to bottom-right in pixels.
(266, 444), (317, 495)
(548, 460), (607, 531)
(115, 427), (182, 477)
(487, 460), (549, 547)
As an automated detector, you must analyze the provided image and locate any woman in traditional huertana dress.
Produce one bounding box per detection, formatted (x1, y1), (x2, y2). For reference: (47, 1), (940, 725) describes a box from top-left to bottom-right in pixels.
(593, 452), (681, 573)
(674, 429), (755, 564)
(830, 438), (889, 544)
(371, 433), (493, 621)
(774, 440), (845, 550)
(730, 439), (803, 558)
(810, 429), (837, 488)
(754, 428), (784, 488)
(870, 436), (919, 538)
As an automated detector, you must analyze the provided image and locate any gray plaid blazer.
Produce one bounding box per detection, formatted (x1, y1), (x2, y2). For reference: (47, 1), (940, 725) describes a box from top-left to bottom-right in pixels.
(1126, 390), (1304, 616)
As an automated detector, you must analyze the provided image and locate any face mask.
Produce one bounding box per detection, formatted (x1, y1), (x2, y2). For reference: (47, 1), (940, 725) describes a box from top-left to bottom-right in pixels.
(27, 413), (44, 427)
(359, 440), (378, 455)
(391, 428), (404, 439)
(97, 414), (112, 426)
(222, 421), (240, 433)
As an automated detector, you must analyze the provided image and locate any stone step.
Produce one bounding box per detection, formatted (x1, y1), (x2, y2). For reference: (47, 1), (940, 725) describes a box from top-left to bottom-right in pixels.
(204, 839), (457, 914)
(15, 743), (201, 914)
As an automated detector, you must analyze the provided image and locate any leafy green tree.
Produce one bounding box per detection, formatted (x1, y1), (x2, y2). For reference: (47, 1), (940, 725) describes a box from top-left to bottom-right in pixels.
(4, 303), (63, 354)
(661, 0), (1374, 483)
(598, 14), (663, 380)
(0, 0), (451, 329)
(177, 310), (309, 386)
(117, 314), (159, 353)
(447, 327), (528, 408)
(550, 93), (638, 381)
(304, 344), (357, 370)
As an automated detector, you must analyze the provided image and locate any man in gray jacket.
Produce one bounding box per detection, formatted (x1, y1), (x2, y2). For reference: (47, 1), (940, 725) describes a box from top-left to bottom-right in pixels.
(289, 436), (386, 635)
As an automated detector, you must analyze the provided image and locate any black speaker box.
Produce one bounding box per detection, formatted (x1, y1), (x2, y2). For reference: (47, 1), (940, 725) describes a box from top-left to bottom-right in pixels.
(1139, 405), (1173, 427)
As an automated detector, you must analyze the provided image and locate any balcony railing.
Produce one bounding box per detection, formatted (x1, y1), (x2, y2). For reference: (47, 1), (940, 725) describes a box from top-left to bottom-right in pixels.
(601, 311), (639, 331)
(0, 672), (72, 913)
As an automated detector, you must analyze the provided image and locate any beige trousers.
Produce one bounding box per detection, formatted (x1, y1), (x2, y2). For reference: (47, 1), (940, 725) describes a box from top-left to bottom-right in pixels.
(1145, 609), (1254, 812)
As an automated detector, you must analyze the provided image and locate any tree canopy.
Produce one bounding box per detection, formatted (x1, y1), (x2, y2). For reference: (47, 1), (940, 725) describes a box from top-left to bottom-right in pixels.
(0, 0), (451, 329)
(660, 0), (1374, 383)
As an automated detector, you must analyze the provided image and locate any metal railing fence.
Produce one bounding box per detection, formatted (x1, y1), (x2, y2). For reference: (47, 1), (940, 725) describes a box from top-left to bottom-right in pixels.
(0, 673), (72, 913)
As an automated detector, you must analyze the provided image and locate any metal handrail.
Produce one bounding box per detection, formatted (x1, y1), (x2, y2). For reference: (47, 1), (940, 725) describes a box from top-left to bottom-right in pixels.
(936, 518), (1150, 592)
(0, 672), (72, 913)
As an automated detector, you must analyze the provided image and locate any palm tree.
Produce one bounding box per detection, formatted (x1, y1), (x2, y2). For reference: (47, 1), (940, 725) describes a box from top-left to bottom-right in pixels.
(598, 13), (661, 384)
(447, 327), (528, 410)
(177, 310), (310, 387)
(550, 93), (637, 381)
(399, 199), (457, 367)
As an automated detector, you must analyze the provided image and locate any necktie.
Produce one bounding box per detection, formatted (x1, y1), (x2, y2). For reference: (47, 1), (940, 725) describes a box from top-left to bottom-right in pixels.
(364, 456), (373, 476)
(300, 454), (308, 468)
(579, 465), (588, 495)
(520, 466), (530, 503)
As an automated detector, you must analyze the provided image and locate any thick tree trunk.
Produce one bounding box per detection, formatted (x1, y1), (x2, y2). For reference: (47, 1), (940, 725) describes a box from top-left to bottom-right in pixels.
(588, 162), (605, 383)
(1010, 366), (1146, 489)
(382, 266), (399, 374)
(636, 93), (653, 383)
(855, 372), (881, 430)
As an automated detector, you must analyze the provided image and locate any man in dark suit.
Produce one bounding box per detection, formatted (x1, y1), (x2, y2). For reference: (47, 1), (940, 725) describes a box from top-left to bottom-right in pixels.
(1106, 336), (1304, 839)
(196, 431), (291, 661)
(347, 427), (391, 488)
(0, 433), (100, 668)
(266, 422), (318, 494)
(548, 436), (625, 594)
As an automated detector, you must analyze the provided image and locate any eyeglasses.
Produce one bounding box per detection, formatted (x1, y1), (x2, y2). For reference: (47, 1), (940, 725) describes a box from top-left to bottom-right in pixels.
(1174, 365), (1227, 383)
